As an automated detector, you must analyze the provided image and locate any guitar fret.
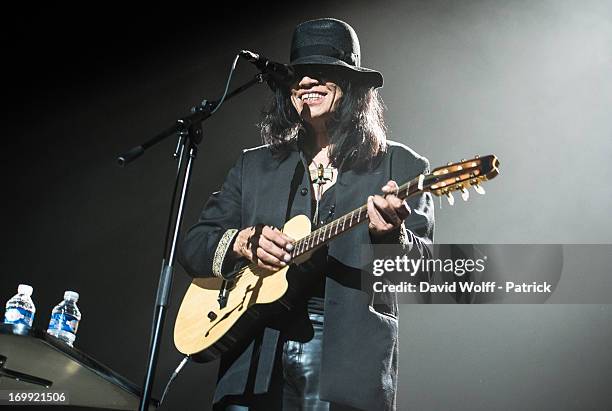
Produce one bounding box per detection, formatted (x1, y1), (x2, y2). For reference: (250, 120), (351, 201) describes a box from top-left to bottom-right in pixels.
(282, 164), (490, 261)
(292, 204), (387, 258)
(292, 176), (423, 259)
(296, 239), (303, 255)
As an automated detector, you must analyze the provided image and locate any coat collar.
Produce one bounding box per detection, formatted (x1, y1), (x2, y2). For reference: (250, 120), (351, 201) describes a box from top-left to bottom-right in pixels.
(282, 133), (359, 175)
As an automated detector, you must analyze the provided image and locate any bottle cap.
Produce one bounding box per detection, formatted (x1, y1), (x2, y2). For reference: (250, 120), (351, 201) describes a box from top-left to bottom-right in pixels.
(64, 291), (79, 302)
(17, 284), (33, 296)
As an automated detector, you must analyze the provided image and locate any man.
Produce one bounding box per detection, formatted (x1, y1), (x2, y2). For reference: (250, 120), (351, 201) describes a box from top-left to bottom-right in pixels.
(179, 18), (434, 411)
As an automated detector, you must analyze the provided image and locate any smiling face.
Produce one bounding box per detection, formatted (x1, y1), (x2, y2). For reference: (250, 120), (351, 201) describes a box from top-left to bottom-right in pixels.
(290, 71), (344, 127)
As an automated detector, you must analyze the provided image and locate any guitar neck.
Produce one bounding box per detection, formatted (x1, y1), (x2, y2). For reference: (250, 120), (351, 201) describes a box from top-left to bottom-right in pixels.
(289, 174), (425, 259)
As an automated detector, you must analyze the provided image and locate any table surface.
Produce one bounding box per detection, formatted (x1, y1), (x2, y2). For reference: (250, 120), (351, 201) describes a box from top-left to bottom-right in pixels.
(0, 323), (158, 410)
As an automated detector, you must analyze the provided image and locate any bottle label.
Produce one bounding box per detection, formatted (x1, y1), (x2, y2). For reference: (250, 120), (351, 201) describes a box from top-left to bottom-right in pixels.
(48, 313), (79, 334)
(3, 307), (34, 327)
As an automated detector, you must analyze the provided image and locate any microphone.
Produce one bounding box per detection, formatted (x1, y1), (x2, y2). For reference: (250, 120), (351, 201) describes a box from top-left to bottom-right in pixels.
(239, 50), (295, 86)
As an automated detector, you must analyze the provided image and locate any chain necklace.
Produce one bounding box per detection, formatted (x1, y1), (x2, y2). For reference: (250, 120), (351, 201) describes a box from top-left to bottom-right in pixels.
(309, 162), (335, 225)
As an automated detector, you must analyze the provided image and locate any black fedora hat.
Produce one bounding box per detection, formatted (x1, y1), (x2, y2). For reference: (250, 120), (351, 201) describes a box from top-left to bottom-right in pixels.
(289, 18), (383, 88)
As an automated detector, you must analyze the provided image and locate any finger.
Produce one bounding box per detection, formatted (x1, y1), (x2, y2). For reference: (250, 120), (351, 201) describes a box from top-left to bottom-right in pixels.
(259, 235), (292, 263)
(367, 196), (391, 233)
(381, 180), (399, 196)
(256, 260), (281, 272)
(385, 195), (411, 220)
(386, 194), (404, 210)
(263, 226), (295, 251)
(256, 246), (287, 269)
(239, 245), (254, 262)
(247, 231), (266, 261)
(396, 200), (412, 221)
(265, 225), (294, 243)
(371, 195), (402, 227)
(244, 232), (260, 259)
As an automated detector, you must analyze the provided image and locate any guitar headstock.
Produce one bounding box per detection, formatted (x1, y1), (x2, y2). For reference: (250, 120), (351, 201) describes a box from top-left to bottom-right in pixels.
(425, 155), (500, 205)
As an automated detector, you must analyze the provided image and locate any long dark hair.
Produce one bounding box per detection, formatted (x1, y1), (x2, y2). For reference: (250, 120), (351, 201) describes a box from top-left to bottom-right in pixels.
(259, 78), (387, 170)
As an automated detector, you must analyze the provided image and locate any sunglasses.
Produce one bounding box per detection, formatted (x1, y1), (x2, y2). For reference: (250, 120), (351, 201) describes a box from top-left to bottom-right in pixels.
(292, 65), (345, 83)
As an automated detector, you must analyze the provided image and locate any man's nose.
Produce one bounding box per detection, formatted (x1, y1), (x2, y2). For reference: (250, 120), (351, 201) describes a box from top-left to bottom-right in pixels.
(298, 76), (319, 88)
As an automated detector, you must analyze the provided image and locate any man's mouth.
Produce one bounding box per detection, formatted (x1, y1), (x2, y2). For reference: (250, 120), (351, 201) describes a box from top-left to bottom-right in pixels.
(301, 91), (327, 102)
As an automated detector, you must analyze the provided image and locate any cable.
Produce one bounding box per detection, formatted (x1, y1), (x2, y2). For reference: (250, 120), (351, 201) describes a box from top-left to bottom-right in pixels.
(159, 355), (190, 406)
(211, 54), (241, 115)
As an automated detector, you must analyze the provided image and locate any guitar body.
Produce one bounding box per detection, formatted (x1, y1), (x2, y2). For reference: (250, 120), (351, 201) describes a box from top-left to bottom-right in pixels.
(173, 214), (312, 362)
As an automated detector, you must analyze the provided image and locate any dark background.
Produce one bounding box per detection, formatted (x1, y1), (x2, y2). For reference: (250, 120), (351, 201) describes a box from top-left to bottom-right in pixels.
(2, 1), (612, 410)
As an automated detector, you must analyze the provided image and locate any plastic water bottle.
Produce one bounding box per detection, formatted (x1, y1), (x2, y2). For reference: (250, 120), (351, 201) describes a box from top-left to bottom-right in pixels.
(3, 284), (36, 329)
(47, 291), (81, 346)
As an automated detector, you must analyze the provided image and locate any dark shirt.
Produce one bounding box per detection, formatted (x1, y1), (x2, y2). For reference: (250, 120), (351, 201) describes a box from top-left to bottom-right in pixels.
(307, 182), (336, 314)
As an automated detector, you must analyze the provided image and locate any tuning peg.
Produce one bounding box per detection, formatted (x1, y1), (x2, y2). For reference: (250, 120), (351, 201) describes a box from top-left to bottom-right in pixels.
(446, 191), (455, 206)
(474, 184), (486, 195)
(460, 187), (469, 201)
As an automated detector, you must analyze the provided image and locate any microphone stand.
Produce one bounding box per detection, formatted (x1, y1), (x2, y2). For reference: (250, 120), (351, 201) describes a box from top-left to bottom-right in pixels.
(117, 72), (267, 411)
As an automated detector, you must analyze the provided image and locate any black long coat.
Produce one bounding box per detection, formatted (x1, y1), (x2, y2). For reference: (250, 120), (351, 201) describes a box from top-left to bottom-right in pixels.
(179, 139), (434, 411)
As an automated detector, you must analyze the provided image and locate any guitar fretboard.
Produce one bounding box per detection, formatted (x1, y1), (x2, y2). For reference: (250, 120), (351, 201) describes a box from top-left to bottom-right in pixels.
(290, 173), (425, 259)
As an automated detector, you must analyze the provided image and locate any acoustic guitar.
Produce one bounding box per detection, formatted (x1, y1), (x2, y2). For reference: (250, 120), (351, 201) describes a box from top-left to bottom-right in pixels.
(174, 155), (500, 362)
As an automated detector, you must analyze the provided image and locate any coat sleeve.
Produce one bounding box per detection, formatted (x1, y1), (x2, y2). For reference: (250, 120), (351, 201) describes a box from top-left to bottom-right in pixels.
(178, 151), (244, 278)
(398, 153), (435, 256)
(371, 145), (435, 257)
(368, 146), (435, 307)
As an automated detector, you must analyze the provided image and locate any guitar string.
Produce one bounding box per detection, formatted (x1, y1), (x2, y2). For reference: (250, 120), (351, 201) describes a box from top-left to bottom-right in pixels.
(290, 178), (418, 258)
(234, 163), (488, 273)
